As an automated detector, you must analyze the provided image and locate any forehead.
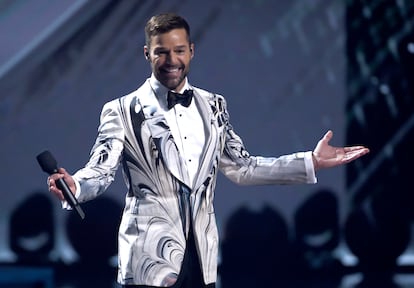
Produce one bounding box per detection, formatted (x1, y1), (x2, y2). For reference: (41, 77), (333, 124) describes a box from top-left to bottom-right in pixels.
(149, 28), (189, 48)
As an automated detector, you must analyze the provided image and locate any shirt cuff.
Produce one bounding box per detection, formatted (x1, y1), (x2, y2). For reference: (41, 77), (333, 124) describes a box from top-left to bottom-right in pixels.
(301, 151), (317, 184)
(61, 178), (81, 210)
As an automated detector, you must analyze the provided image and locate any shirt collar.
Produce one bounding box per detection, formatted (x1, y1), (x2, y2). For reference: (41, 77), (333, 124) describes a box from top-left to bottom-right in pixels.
(149, 74), (190, 109)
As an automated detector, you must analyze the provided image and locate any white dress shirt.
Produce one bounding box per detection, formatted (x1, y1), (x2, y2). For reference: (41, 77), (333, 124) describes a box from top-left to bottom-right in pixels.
(150, 75), (205, 187)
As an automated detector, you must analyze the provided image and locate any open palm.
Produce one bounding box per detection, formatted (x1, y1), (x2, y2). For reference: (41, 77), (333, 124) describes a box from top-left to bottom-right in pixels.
(312, 130), (369, 170)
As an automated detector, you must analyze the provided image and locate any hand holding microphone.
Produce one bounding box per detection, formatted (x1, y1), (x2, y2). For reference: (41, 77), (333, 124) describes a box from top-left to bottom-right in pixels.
(37, 150), (85, 219)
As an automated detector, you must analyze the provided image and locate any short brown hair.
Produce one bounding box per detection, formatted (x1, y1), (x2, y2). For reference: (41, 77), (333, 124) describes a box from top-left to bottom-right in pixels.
(145, 13), (191, 48)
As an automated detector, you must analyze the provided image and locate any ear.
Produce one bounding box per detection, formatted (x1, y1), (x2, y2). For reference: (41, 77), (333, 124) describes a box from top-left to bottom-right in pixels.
(143, 46), (150, 60)
(190, 43), (194, 59)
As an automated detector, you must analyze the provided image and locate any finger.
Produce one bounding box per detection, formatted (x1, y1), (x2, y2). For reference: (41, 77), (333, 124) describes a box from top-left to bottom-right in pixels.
(322, 130), (333, 142)
(48, 177), (63, 199)
(344, 146), (369, 152)
(48, 177), (55, 188)
(343, 149), (369, 162)
(49, 184), (65, 201)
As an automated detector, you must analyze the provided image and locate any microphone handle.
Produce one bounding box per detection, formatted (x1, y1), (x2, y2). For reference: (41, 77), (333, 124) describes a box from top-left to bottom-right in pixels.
(56, 178), (85, 219)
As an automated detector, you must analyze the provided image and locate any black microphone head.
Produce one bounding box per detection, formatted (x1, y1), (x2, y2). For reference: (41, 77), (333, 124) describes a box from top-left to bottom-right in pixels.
(36, 150), (58, 174)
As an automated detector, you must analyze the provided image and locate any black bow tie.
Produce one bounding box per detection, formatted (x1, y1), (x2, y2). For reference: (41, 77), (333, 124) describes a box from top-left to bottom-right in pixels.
(167, 89), (194, 109)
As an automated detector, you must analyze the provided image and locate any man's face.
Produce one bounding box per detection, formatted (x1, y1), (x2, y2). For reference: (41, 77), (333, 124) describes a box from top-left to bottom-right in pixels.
(144, 28), (194, 91)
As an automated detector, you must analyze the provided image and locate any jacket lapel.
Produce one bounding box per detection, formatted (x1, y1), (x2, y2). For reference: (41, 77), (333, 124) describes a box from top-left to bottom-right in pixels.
(133, 81), (191, 186)
(191, 89), (221, 190)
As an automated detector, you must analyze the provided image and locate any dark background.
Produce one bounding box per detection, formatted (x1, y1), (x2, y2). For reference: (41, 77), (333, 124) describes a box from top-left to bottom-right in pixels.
(0, 0), (413, 287)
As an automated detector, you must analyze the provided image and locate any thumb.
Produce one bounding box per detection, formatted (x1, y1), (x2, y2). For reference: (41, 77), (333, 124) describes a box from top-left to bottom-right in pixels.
(57, 167), (72, 178)
(323, 130), (333, 143)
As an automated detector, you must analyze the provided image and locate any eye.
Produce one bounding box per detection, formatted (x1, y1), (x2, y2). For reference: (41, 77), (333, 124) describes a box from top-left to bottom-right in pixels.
(154, 49), (168, 56)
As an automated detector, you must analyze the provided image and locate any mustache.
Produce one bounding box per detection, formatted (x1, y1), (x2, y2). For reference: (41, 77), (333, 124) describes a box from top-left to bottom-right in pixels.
(160, 64), (185, 70)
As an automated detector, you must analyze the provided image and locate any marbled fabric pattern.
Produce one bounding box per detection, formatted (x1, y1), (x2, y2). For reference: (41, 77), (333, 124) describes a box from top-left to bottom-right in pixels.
(73, 79), (312, 286)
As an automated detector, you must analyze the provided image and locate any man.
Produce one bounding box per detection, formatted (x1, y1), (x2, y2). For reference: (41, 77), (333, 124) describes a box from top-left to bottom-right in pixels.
(47, 13), (369, 288)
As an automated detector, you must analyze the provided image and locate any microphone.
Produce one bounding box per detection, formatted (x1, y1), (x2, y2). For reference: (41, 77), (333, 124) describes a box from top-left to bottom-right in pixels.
(36, 150), (85, 219)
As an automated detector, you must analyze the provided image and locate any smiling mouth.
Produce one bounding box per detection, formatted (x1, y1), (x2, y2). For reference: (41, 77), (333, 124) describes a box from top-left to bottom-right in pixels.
(165, 67), (180, 73)
(161, 66), (182, 76)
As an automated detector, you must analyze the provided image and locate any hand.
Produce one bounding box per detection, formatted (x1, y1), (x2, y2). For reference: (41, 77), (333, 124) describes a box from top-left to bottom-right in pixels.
(47, 167), (76, 201)
(312, 130), (369, 170)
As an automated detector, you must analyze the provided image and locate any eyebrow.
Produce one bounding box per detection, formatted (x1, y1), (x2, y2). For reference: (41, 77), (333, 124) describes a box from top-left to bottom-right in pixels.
(154, 44), (189, 51)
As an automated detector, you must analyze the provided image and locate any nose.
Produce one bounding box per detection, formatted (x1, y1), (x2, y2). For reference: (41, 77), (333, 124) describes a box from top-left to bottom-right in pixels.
(166, 51), (179, 65)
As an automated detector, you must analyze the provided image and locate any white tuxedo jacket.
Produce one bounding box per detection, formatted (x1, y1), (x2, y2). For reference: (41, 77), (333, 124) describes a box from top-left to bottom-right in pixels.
(73, 78), (316, 286)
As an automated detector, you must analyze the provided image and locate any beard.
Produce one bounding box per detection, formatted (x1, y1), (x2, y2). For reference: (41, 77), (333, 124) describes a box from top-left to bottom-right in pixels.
(155, 64), (190, 91)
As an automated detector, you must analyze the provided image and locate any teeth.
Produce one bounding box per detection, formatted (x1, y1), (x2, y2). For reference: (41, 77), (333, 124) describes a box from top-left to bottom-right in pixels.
(165, 68), (179, 72)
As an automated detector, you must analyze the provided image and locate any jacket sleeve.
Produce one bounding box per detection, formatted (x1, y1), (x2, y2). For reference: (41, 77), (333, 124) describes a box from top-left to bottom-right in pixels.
(218, 100), (316, 186)
(72, 99), (125, 203)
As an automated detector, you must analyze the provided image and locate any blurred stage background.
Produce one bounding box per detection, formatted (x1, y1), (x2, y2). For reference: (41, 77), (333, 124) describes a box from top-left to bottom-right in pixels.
(0, 0), (413, 287)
